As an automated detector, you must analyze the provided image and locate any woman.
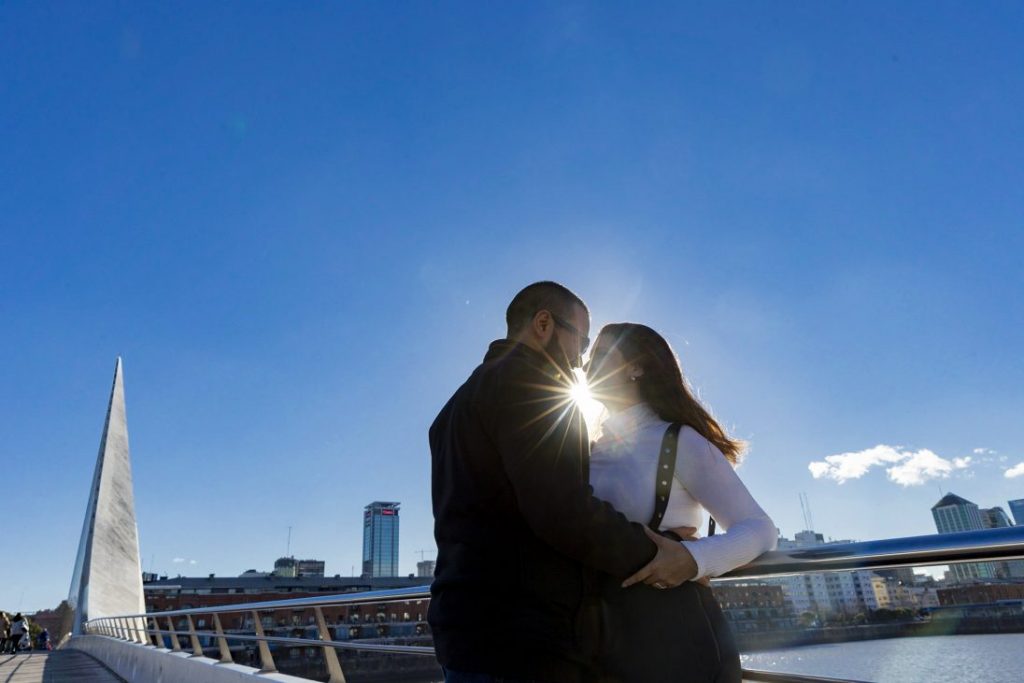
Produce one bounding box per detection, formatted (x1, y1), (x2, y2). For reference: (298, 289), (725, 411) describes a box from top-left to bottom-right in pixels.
(8, 614), (26, 654)
(585, 323), (776, 683)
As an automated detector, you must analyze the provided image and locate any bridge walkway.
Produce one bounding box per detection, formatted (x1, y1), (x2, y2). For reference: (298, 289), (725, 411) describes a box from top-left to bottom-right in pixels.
(0, 650), (125, 682)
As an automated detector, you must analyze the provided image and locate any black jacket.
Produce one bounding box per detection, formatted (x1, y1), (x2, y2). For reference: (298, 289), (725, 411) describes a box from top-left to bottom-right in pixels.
(429, 340), (656, 680)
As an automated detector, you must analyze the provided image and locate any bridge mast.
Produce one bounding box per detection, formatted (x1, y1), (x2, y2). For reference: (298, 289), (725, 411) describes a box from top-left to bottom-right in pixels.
(67, 357), (146, 636)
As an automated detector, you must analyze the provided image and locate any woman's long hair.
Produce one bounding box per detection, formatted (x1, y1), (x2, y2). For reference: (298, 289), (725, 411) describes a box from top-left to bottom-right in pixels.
(598, 322), (746, 464)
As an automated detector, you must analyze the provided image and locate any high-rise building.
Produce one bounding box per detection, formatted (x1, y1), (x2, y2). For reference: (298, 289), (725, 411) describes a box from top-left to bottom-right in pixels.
(931, 493), (996, 582)
(1008, 499), (1024, 526)
(981, 506), (1024, 579)
(363, 501), (400, 577)
(981, 507), (1012, 529)
(417, 560), (436, 578)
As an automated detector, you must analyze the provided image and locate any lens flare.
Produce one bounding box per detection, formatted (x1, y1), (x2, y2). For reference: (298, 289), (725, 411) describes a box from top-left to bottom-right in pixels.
(569, 377), (592, 406)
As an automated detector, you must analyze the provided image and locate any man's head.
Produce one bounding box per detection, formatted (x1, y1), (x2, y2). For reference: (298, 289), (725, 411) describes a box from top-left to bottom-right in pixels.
(505, 281), (590, 370)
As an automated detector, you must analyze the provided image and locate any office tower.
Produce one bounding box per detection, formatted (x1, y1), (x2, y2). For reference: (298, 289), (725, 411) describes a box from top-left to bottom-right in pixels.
(981, 506), (1024, 578)
(417, 560), (436, 578)
(362, 501), (400, 577)
(1008, 499), (1024, 526)
(981, 507), (1012, 529)
(931, 493), (996, 582)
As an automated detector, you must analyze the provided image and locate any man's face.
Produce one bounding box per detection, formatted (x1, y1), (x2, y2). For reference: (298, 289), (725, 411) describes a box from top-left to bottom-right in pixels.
(550, 303), (590, 370)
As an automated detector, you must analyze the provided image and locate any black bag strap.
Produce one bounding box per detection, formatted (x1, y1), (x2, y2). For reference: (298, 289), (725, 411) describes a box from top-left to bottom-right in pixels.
(647, 421), (717, 537)
(648, 422), (683, 530)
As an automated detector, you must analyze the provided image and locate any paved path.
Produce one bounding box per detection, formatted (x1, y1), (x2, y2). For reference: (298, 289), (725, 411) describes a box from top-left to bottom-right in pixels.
(0, 650), (124, 682)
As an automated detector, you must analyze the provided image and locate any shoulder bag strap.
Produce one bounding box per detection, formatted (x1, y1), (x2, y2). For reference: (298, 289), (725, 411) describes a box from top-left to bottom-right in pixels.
(647, 422), (683, 530)
(647, 422), (718, 537)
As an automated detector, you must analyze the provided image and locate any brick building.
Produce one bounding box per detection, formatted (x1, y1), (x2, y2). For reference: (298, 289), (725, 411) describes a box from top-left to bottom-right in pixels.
(712, 582), (796, 632)
(937, 582), (1024, 606)
(145, 574), (429, 638)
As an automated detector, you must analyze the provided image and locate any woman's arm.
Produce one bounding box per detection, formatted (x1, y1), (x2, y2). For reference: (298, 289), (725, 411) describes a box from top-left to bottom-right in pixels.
(675, 428), (777, 579)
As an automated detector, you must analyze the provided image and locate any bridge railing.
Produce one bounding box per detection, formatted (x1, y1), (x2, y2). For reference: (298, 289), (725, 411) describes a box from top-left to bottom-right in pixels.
(85, 526), (1024, 683)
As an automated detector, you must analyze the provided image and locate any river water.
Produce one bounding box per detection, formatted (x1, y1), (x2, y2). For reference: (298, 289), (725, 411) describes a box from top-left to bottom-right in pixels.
(740, 633), (1024, 682)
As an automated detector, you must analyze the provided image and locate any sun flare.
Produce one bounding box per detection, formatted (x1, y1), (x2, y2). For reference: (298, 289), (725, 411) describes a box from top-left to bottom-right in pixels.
(569, 370), (604, 435)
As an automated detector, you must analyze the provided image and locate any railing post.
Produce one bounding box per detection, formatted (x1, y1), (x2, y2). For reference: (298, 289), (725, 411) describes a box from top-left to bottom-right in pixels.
(251, 610), (277, 673)
(150, 616), (164, 648)
(212, 613), (233, 664)
(132, 616), (146, 644)
(166, 616), (181, 651)
(116, 618), (126, 640)
(315, 607), (347, 683)
(186, 614), (205, 657)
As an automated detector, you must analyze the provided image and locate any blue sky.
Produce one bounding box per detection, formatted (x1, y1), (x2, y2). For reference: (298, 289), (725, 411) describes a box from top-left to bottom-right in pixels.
(2, 2), (1022, 612)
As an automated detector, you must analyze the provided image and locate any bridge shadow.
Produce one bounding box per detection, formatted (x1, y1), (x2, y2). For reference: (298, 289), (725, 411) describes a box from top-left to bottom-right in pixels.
(0, 652), (40, 682)
(0, 650), (124, 683)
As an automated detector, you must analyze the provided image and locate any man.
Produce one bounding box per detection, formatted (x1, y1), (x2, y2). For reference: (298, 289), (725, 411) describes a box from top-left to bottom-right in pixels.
(429, 281), (696, 682)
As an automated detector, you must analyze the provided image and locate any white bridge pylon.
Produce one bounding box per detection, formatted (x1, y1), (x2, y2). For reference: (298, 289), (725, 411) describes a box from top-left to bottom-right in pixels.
(68, 357), (146, 638)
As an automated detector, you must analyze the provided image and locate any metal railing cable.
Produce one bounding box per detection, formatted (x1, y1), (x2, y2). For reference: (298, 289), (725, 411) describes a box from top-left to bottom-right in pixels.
(84, 526), (1024, 683)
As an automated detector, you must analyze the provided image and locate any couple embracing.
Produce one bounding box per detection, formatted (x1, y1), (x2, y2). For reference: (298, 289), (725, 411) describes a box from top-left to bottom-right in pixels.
(429, 281), (776, 683)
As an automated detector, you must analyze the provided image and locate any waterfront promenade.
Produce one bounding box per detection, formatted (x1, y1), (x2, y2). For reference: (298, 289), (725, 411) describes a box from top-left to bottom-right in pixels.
(0, 651), (123, 682)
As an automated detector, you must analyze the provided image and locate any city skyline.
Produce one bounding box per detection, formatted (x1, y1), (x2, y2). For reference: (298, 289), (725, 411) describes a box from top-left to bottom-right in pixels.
(3, 3), (1023, 612)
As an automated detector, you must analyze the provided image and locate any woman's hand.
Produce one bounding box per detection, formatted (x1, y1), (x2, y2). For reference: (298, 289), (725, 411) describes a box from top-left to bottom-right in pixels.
(668, 525), (699, 541)
(622, 527), (699, 589)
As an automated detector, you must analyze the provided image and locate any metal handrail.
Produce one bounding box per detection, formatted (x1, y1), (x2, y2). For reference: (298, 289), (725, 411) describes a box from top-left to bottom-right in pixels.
(83, 526), (1024, 683)
(722, 525), (1024, 578)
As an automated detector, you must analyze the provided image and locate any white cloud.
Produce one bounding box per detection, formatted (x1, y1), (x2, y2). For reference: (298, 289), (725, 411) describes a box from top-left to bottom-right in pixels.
(809, 445), (973, 487)
(1005, 462), (1024, 479)
(973, 447), (996, 455)
(172, 557), (186, 564)
(807, 445), (905, 484)
(889, 452), (969, 486)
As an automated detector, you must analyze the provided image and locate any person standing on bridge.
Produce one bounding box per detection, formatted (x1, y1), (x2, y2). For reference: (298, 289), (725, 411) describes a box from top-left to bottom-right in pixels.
(585, 323), (777, 682)
(7, 614), (26, 654)
(0, 612), (10, 654)
(429, 281), (699, 683)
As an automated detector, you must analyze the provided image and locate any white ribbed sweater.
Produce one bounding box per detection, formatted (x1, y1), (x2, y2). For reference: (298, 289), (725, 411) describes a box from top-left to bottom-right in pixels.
(590, 403), (777, 579)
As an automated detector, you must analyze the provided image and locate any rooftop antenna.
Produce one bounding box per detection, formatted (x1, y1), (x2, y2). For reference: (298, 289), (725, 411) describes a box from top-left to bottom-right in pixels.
(286, 526), (292, 557)
(799, 492), (815, 531)
(415, 549), (434, 562)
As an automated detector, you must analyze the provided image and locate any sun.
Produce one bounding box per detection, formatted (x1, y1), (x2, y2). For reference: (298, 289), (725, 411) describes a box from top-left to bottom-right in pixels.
(569, 370), (604, 434)
(569, 376), (592, 406)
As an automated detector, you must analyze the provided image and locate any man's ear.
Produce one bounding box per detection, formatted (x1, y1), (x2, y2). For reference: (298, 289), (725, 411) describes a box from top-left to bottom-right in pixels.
(532, 309), (555, 343)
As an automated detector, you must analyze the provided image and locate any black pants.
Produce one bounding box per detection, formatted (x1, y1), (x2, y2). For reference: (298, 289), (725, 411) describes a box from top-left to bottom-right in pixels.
(597, 577), (741, 683)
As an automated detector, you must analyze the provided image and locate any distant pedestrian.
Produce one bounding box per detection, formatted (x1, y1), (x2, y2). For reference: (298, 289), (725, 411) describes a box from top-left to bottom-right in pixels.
(0, 612), (10, 654)
(8, 614), (26, 654)
(37, 628), (51, 651)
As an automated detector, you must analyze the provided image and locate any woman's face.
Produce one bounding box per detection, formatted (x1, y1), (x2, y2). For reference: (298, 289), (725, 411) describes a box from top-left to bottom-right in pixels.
(585, 333), (631, 404)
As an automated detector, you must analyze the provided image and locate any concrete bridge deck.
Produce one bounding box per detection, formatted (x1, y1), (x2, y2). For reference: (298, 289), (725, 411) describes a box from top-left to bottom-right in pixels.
(0, 651), (124, 682)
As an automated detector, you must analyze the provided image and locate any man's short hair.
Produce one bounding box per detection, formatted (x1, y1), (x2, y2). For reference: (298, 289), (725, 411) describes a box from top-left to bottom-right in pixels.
(505, 281), (587, 337)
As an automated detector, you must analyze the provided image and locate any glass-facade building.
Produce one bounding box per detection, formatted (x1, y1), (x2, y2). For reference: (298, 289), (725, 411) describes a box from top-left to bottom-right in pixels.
(931, 493), (996, 582)
(1009, 499), (1024, 527)
(362, 501), (400, 577)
